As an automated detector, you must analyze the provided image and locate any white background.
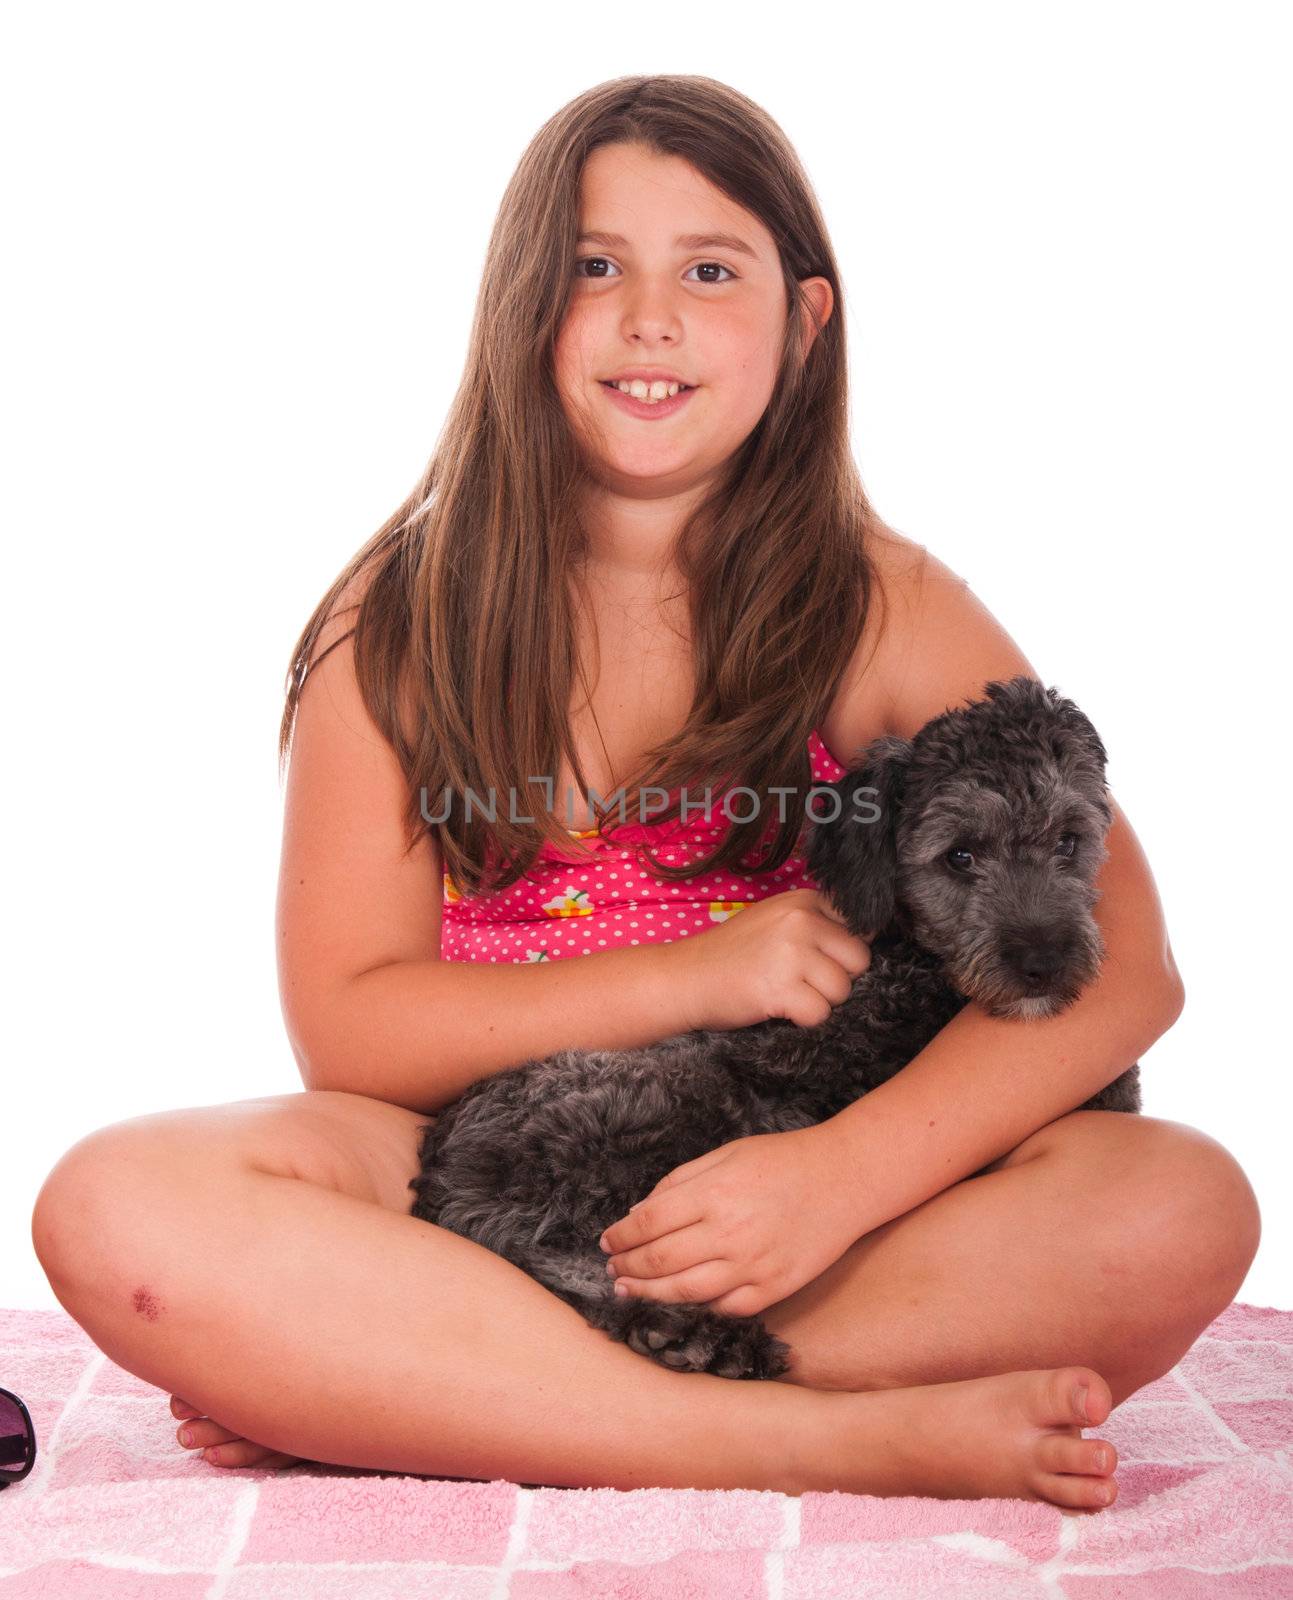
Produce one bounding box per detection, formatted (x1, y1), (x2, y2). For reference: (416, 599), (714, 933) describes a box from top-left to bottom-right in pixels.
(5, 3), (1289, 1313)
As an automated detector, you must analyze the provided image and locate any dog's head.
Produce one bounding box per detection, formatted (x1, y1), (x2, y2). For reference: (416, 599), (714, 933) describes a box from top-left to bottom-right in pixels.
(806, 676), (1114, 1020)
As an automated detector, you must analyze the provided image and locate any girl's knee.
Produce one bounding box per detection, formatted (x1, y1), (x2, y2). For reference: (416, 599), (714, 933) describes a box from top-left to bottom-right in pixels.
(1143, 1117), (1257, 1217)
(31, 1109), (240, 1289)
(1169, 1125), (1261, 1276)
(34, 1127), (144, 1288)
(1020, 1111), (1260, 1287)
(1119, 1118), (1260, 1290)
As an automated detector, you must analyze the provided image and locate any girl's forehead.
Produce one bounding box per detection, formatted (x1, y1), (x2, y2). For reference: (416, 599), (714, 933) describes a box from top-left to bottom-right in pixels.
(577, 145), (775, 261)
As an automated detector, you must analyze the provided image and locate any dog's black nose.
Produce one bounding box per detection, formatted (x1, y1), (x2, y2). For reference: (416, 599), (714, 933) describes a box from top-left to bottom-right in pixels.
(1012, 945), (1067, 987)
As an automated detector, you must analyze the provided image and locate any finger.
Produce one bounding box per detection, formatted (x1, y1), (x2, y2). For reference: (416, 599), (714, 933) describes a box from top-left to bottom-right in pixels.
(799, 949), (857, 1008)
(615, 1257), (735, 1304)
(708, 1283), (769, 1317)
(601, 1188), (705, 1255)
(608, 1214), (717, 1279)
(819, 924), (874, 974)
(813, 895), (873, 947)
(810, 891), (846, 923)
(609, 1215), (724, 1284)
(780, 978), (835, 1028)
(641, 1143), (728, 1192)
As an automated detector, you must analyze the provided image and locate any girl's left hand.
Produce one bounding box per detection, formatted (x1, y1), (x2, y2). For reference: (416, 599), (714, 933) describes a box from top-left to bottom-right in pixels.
(598, 1126), (862, 1317)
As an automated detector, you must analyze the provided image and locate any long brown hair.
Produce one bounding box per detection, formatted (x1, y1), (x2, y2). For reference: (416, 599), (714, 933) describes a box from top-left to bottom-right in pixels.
(278, 74), (892, 897)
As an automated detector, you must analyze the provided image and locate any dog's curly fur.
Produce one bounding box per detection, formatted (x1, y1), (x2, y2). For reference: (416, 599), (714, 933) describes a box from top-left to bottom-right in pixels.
(408, 676), (1141, 1380)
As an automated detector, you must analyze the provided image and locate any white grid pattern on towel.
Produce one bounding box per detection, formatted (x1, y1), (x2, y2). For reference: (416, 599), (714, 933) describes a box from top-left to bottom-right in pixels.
(1, 1311), (1290, 1596)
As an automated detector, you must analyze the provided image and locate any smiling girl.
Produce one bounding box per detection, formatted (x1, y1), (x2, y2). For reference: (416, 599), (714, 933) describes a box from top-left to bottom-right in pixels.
(32, 75), (1258, 1507)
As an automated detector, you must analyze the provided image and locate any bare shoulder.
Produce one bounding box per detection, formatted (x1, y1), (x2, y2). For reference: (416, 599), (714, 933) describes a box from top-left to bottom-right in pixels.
(299, 566), (374, 688)
(822, 525), (1038, 758)
(295, 562), (420, 753)
(819, 525), (931, 761)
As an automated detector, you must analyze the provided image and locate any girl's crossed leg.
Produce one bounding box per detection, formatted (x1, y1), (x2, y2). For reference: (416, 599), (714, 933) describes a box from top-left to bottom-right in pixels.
(762, 1106), (1261, 1406)
(29, 1090), (1256, 1506)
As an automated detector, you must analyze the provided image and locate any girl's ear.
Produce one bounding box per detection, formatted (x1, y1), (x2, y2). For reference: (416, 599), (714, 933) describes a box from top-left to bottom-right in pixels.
(806, 734), (913, 936)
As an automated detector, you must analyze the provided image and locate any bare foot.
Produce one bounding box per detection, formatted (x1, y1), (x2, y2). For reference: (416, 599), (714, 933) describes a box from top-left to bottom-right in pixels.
(170, 1394), (304, 1471)
(823, 1365), (1119, 1509)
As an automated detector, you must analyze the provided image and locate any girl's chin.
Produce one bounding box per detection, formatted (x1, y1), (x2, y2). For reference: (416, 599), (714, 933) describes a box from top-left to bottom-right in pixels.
(588, 453), (713, 491)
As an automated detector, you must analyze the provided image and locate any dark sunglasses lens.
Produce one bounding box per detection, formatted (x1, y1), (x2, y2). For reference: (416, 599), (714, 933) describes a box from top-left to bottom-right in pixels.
(0, 1394), (31, 1470)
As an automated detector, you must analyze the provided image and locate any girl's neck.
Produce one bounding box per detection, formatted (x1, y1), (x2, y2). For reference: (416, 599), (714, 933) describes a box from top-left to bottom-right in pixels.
(577, 478), (713, 584)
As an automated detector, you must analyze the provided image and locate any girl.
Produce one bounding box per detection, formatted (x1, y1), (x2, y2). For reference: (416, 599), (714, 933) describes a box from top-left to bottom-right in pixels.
(32, 75), (1258, 1507)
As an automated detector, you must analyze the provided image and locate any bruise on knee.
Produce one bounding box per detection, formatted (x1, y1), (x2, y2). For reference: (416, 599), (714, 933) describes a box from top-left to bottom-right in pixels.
(131, 1286), (164, 1322)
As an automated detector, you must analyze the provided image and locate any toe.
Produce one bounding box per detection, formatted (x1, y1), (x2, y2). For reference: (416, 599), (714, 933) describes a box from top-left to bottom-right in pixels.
(204, 1441), (301, 1470)
(1035, 1469), (1118, 1511)
(178, 1420), (242, 1450)
(1038, 1433), (1117, 1478)
(1044, 1366), (1113, 1427)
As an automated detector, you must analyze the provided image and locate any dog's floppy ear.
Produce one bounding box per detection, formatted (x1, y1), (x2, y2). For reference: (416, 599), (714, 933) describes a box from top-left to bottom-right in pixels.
(1042, 687), (1113, 829)
(806, 733), (913, 935)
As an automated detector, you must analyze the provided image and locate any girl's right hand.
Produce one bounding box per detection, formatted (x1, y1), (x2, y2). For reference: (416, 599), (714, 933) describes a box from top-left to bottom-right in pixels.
(668, 887), (875, 1033)
(170, 1394), (304, 1472)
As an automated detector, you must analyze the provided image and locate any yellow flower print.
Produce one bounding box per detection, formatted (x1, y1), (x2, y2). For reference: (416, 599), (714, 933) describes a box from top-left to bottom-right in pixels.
(543, 884), (594, 918)
(708, 899), (752, 922)
(443, 871), (463, 905)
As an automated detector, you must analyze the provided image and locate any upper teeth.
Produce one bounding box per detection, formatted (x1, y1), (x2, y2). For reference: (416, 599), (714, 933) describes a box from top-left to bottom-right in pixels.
(613, 379), (684, 402)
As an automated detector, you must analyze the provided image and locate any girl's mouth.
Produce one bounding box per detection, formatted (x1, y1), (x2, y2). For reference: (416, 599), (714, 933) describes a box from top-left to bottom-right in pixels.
(599, 381), (697, 420)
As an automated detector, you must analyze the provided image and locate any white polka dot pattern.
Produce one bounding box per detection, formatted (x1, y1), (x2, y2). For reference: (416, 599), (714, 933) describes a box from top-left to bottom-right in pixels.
(440, 730), (848, 962)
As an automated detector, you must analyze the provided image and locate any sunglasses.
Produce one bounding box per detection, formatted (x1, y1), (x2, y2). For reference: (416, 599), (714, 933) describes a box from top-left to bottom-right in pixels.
(0, 1387), (35, 1489)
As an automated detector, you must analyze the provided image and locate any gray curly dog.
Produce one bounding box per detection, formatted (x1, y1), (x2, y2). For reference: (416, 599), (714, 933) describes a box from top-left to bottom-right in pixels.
(408, 675), (1141, 1381)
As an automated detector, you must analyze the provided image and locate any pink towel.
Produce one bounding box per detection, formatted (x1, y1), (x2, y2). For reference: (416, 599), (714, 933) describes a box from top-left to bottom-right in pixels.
(1, 1302), (1289, 1597)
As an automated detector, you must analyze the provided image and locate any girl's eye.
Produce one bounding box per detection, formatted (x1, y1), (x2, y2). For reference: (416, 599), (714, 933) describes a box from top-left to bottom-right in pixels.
(686, 261), (736, 283)
(573, 257), (735, 284)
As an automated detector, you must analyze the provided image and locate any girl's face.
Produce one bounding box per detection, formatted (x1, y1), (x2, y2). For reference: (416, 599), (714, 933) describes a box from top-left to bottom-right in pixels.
(554, 142), (831, 502)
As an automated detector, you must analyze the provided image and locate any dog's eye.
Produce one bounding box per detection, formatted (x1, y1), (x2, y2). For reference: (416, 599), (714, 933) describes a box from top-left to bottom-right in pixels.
(945, 847), (975, 873)
(1055, 833), (1078, 859)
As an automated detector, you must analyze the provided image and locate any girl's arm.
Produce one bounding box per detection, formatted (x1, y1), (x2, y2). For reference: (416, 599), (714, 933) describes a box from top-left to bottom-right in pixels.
(816, 544), (1184, 1238)
(277, 609), (690, 1116)
(317, 954), (688, 1116)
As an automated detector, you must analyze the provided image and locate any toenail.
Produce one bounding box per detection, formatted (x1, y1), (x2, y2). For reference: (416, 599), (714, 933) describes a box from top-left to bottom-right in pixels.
(606, 1260), (617, 1278)
(204, 1447), (223, 1464)
(180, 1428), (193, 1446)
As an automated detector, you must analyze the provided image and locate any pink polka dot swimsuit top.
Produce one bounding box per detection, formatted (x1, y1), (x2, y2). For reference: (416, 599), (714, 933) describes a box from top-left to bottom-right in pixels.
(440, 729), (848, 963)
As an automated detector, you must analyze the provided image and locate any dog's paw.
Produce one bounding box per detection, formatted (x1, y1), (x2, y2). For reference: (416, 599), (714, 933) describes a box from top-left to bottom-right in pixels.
(619, 1302), (791, 1380)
